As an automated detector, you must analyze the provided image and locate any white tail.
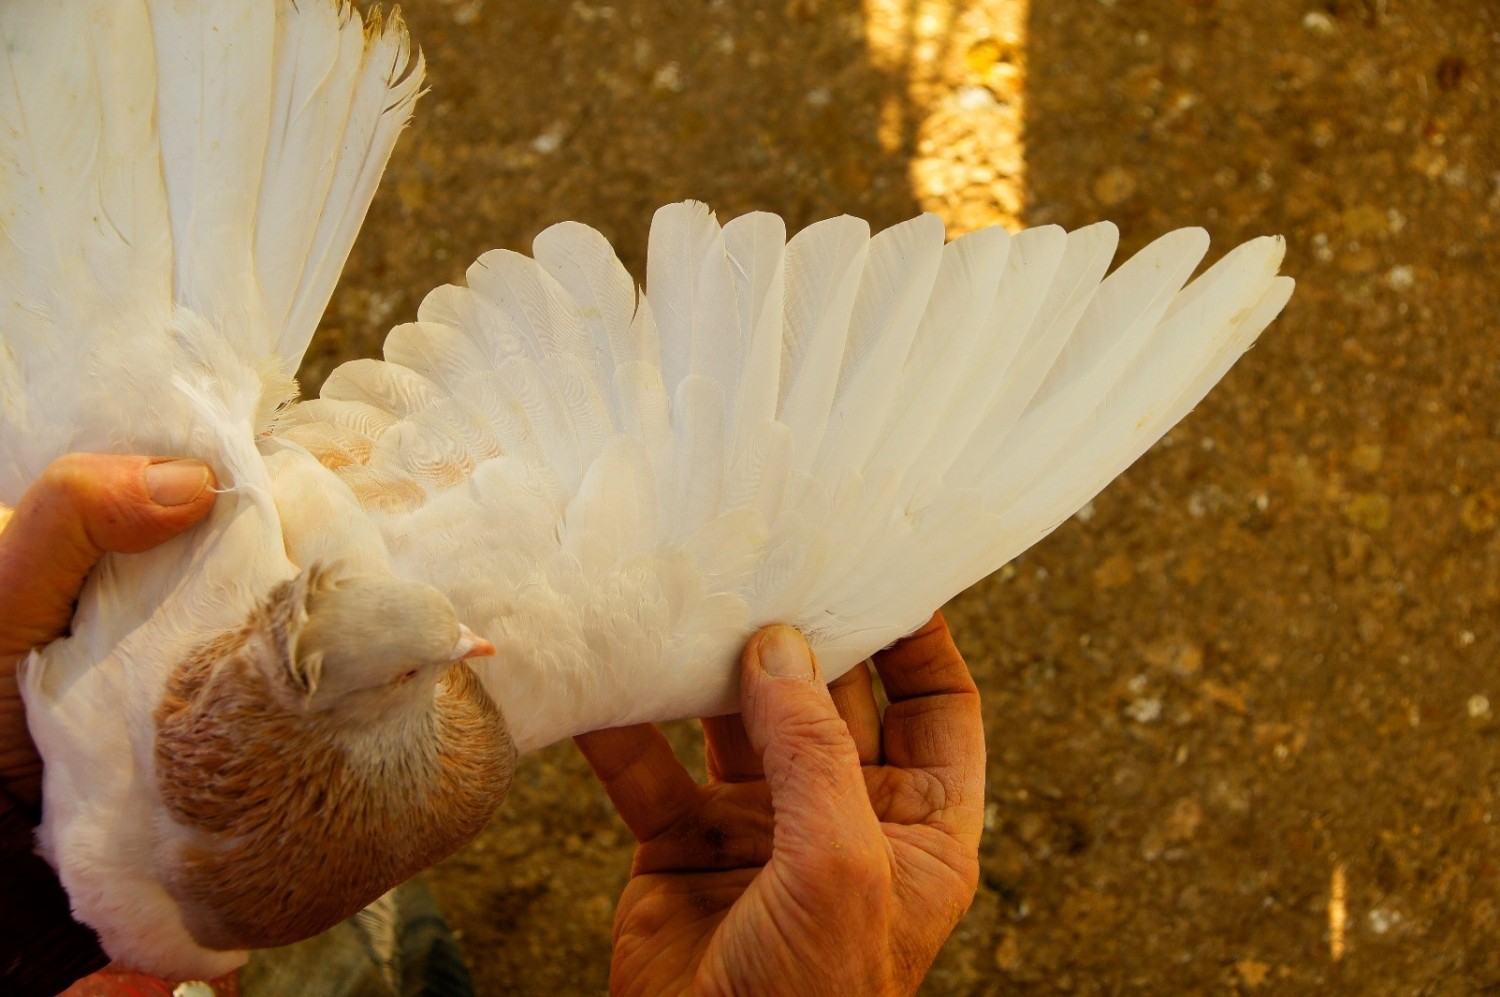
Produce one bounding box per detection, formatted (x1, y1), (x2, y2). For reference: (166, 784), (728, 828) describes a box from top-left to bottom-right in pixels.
(0, 0), (423, 503)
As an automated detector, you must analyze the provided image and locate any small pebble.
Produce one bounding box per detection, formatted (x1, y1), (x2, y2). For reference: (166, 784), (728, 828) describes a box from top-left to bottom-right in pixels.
(1236, 959), (1270, 988)
(1302, 11), (1336, 35)
(993, 929), (1022, 972)
(1093, 166), (1138, 207)
(653, 62), (684, 92)
(1342, 493), (1391, 531)
(1462, 491), (1499, 532)
(1127, 697), (1163, 724)
(1350, 443), (1384, 473)
(955, 85), (999, 112)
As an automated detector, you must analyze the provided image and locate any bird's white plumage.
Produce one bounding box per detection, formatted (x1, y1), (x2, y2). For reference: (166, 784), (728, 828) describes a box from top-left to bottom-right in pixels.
(298, 202), (1293, 752)
(0, 0), (423, 977)
(3, 0), (1293, 978)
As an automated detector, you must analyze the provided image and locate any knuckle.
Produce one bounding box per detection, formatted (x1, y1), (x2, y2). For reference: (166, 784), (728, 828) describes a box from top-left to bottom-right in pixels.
(869, 768), (948, 823)
(36, 455), (169, 554)
(910, 768), (950, 813)
(782, 705), (851, 748)
(37, 454), (135, 516)
(38, 453), (100, 500)
(767, 703), (859, 767)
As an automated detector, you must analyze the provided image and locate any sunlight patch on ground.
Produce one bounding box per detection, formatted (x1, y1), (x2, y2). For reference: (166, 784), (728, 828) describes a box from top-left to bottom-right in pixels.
(1329, 861), (1348, 962)
(863, 0), (1028, 235)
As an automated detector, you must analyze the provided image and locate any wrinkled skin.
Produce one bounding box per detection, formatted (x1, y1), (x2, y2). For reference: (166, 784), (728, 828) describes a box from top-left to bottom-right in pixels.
(576, 614), (986, 996)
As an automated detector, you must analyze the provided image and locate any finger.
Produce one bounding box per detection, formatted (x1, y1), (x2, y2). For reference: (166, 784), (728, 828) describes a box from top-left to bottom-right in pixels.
(702, 713), (762, 783)
(872, 612), (978, 703)
(828, 661), (881, 765)
(0, 454), (216, 659)
(871, 612), (985, 846)
(739, 626), (886, 870)
(705, 660), (882, 780)
(574, 724), (702, 843)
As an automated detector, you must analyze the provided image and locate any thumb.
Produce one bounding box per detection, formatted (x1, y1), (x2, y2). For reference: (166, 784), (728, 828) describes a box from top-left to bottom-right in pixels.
(740, 626), (885, 876)
(0, 453), (216, 659)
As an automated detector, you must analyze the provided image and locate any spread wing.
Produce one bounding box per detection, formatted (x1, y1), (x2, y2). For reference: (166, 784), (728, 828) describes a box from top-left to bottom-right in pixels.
(284, 202), (1294, 752)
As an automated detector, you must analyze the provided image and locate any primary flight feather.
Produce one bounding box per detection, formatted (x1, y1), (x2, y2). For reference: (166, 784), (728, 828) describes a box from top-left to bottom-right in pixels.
(0, 0), (1292, 980)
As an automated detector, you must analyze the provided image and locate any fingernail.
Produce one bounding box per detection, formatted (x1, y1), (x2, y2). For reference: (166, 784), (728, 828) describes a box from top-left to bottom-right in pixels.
(145, 460), (210, 506)
(757, 626), (814, 680)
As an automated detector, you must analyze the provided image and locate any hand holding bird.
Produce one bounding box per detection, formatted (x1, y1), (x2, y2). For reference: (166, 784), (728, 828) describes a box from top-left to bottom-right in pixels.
(0, 455), (218, 812)
(577, 614), (984, 997)
(0, 454), (217, 997)
(0, 456), (984, 997)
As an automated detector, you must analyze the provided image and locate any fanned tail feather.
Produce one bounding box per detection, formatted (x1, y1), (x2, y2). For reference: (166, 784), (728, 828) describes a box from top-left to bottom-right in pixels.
(296, 201), (1293, 751)
(0, 0), (173, 498)
(153, 0), (424, 369)
(0, 0), (423, 503)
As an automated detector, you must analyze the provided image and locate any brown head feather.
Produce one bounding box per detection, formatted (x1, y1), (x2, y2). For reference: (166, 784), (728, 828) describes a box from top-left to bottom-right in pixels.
(153, 583), (514, 951)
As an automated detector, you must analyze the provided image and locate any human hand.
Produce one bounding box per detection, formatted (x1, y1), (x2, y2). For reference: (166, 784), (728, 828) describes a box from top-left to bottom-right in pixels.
(576, 613), (985, 996)
(0, 453), (216, 814)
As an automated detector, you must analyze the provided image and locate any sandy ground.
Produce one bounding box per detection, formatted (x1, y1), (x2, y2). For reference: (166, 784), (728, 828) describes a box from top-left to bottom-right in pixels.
(306, 1), (1500, 992)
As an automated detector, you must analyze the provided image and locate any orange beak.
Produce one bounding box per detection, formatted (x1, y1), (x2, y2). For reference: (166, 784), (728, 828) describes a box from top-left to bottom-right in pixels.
(449, 624), (497, 661)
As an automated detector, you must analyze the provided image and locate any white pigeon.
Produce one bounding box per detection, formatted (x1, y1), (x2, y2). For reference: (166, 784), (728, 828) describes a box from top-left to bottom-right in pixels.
(0, 0), (1294, 982)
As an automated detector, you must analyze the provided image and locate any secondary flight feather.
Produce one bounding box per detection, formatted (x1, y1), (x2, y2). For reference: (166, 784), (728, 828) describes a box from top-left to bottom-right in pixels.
(0, 0), (1292, 980)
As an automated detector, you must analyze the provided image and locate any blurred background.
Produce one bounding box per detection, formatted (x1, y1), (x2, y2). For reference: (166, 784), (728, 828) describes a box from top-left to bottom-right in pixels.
(307, 1), (1500, 991)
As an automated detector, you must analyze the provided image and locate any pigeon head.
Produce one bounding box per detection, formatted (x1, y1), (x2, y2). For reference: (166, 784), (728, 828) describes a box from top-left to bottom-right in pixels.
(264, 568), (496, 717)
(153, 565), (514, 954)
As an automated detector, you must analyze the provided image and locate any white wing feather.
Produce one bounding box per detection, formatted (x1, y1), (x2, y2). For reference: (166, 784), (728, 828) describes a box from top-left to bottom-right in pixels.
(296, 201), (1292, 752)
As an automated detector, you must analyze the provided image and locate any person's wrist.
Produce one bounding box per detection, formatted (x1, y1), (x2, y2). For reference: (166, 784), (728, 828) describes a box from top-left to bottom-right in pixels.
(1, 787), (109, 995)
(0, 644), (93, 996)
(2, 651), (42, 813)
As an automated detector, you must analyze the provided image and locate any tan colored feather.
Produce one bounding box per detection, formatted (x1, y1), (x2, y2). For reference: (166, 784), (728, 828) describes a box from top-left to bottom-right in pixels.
(154, 604), (513, 951)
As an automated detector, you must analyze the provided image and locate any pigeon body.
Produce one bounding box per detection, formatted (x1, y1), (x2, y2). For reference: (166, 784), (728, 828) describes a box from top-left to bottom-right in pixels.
(0, 0), (1294, 981)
